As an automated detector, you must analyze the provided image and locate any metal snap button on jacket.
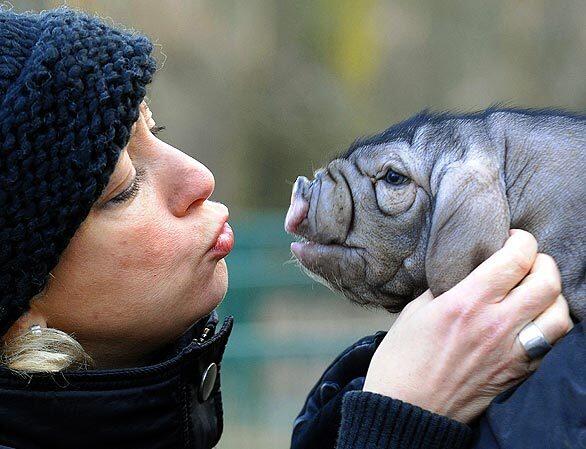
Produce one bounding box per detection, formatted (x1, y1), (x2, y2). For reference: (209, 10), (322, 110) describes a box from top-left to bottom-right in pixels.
(198, 362), (218, 402)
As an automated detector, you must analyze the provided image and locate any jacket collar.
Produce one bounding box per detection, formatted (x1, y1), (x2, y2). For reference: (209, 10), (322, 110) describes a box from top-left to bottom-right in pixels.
(0, 312), (234, 449)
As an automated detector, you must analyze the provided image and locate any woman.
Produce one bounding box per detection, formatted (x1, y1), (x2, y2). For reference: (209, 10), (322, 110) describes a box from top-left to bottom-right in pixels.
(0, 7), (573, 449)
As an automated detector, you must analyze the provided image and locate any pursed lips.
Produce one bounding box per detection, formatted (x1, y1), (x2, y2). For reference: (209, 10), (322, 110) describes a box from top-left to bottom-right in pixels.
(204, 202), (232, 255)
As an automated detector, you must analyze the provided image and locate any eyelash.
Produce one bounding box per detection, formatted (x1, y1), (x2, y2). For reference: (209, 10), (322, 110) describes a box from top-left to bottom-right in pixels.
(150, 125), (166, 137)
(109, 166), (146, 204)
(108, 124), (164, 205)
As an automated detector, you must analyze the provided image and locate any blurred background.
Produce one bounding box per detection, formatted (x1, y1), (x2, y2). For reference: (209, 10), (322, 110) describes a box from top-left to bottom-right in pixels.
(13, 0), (586, 447)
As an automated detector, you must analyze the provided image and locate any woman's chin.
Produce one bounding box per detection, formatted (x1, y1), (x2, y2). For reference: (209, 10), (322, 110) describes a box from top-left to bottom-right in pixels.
(215, 259), (228, 293)
(205, 259), (229, 311)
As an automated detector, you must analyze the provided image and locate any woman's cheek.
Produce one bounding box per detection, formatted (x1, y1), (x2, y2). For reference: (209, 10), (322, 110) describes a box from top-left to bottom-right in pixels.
(114, 221), (181, 273)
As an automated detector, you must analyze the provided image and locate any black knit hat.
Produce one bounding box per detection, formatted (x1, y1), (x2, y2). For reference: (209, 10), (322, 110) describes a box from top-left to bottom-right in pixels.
(0, 7), (157, 336)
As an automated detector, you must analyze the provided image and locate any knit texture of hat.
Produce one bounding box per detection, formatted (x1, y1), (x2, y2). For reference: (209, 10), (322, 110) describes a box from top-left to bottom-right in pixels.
(0, 7), (157, 336)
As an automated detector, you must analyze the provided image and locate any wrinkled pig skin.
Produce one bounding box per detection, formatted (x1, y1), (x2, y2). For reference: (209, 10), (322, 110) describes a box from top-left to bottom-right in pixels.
(285, 108), (586, 320)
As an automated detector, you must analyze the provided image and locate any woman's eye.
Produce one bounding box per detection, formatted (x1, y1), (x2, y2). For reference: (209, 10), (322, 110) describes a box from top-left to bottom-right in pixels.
(384, 169), (409, 186)
(109, 166), (146, 204)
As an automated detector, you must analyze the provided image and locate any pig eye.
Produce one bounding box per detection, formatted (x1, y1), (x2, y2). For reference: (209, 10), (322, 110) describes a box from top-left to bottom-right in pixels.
(384, 169), (409, 186)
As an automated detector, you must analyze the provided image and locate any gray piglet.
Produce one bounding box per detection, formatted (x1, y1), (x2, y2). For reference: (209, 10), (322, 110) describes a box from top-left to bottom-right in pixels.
(285, 108), (585, 320)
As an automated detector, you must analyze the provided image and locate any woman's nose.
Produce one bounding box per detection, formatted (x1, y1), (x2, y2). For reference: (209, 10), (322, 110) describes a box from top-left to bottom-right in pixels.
(163, 149), (215, 217)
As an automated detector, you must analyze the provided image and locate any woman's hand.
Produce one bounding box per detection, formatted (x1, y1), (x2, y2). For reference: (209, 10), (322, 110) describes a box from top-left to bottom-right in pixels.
(363, 229), (573, 424)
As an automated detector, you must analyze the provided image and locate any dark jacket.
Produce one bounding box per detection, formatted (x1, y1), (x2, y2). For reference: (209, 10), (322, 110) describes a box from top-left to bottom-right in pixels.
(0, 312), (233, 449)
(292, 322), (585, 449)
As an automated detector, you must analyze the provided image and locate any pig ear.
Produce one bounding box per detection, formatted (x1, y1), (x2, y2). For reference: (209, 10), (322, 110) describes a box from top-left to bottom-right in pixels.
(425, 159), (510, 296)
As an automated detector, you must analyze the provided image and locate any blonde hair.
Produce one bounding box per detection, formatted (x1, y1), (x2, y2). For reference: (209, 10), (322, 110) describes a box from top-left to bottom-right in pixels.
(0, 288), (94, 374)
(1, 326), (93, 374)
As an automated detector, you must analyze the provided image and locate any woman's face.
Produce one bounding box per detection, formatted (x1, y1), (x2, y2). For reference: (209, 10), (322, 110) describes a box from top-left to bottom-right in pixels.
(30, 101), (233, 368)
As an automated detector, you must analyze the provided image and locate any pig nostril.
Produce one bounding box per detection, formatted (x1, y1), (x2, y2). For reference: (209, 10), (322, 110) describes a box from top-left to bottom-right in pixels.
(292, 176), (310, 200)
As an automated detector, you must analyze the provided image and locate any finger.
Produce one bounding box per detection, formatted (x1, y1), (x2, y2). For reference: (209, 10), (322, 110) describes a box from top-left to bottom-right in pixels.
(526, 356), (542, 373)
(510, 253), (561, 289)
(501, 253), (562, 322)
(512, 295), (572, 362)
(533, 295), (573, 343)
(447, 229), (537, 304)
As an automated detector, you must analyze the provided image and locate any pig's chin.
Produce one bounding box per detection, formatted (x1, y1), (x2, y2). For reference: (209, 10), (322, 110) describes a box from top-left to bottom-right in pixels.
(290, 239), (412, 312)
(290, 239), (359, 292)
(290, 239), (355, 278)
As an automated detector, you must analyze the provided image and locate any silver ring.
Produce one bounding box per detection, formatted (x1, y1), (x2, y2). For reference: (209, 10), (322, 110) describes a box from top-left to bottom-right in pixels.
(518, 321), (552, 360)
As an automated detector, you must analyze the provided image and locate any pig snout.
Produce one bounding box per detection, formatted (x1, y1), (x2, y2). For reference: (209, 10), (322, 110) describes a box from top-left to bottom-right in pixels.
(285, 168), (353, 245)
(285, 176), (311, 234)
